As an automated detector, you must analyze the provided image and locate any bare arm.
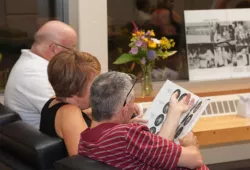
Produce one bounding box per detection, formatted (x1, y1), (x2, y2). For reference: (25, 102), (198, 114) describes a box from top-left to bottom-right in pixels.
(158, 108), (182, 140)
(178, 132), (204, 169)
(57, 105), (88, 156)
(178, 145), (204, 169)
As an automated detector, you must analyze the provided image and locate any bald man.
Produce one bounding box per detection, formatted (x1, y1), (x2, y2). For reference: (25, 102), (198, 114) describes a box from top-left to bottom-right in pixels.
(4, 21), (77, 128)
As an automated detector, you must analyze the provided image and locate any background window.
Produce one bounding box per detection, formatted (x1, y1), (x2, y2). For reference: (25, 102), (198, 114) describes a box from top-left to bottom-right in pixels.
(107, 0), (249, 82)
(0, 0), (67, 91)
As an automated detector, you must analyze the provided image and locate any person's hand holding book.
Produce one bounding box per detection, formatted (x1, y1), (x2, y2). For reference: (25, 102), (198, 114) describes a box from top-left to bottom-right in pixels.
(169, 92), (195, 115)
(158, 92), (194, 141)
(129, 103), (148, 124)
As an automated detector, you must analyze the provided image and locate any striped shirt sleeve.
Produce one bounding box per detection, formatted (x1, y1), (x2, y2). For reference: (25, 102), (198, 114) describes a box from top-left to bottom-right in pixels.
(125, 124), (182, 169)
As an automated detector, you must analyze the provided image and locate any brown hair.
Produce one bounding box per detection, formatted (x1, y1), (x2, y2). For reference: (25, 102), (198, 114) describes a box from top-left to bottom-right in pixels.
(48, 50), (101, 98)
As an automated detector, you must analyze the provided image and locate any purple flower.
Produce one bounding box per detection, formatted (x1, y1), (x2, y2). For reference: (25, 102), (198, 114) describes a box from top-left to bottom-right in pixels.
(146, 30), (151, 35)
(147, 50), (156, 60)
(135, 40), (143, 47)
(141, 58), (146, 65)
(130, 47), (138, 54)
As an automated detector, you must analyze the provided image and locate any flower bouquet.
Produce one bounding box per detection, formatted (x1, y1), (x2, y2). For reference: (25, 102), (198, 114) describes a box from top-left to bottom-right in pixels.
(113, 21), (176, 97)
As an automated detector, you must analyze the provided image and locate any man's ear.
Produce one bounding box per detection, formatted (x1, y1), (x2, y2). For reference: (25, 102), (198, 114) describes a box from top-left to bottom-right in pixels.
(121, 105), (129, 116)
(50, 43), (57, 54)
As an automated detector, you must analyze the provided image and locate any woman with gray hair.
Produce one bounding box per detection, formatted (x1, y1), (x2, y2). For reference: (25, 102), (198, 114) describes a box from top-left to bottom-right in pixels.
(78, 71), (208, 170)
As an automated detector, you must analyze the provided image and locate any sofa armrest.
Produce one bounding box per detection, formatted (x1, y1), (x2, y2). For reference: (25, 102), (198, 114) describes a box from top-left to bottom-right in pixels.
(54, 155), (118, 170)
(0, 103), (21, 126)
(0, 149), (35, 170)
(0, 121), (67, 170)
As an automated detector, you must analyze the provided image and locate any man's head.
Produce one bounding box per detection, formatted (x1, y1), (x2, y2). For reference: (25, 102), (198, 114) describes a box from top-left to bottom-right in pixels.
(90, 71), (136, 124)
(48, 50), (101, 109)
(31, 20), (77, 61)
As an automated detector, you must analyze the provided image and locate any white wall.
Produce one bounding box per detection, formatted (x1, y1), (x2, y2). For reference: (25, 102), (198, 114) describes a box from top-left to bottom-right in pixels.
(69, 0), (108, 72)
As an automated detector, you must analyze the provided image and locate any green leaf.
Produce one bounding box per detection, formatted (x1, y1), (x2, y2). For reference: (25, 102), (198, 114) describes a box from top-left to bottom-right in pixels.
(168, 51), (177, 56)
(113, 53), (139, 64)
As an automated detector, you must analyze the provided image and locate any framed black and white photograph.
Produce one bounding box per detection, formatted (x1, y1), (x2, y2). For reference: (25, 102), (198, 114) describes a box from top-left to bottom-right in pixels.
(185, 9), (250, 81)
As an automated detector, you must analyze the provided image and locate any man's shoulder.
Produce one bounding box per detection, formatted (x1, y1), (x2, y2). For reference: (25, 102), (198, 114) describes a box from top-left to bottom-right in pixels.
(14, 50), (48, 69)
(99, 123), (149, 137)
(9, 52), (49, 80)
(109, 123), (150, 137)
(115, 123), (149, 130)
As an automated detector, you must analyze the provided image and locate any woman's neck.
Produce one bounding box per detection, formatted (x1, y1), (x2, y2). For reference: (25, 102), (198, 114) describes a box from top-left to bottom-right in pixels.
(64, 97), (78, 105)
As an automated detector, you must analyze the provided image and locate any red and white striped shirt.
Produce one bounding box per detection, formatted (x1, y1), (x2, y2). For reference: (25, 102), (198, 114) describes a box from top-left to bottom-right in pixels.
(78, 123), (209, 170)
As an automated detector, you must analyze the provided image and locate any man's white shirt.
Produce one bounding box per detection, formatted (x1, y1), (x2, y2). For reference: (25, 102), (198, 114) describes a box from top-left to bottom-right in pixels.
(4, 50), (55, 128)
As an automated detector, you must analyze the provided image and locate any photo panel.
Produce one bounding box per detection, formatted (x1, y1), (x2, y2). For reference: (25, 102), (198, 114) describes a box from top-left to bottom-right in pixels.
(185, 9), (250, 81)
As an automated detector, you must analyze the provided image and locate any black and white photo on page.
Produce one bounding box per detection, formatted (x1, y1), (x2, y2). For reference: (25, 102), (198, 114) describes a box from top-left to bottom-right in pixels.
(143, 80), (210, 143)
(185, 9), (250, 81)
(173, 99), (210, 144)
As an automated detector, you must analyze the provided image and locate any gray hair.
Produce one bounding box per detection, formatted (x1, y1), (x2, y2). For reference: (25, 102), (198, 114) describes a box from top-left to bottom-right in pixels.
(90, 71), (135, 121)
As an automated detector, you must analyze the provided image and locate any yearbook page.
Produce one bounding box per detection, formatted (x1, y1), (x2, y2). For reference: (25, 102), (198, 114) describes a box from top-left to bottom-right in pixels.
(143, 80), (210, 142)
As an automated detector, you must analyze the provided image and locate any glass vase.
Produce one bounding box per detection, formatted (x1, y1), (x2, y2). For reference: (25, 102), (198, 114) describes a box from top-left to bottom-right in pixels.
(141, 64), (153, 97)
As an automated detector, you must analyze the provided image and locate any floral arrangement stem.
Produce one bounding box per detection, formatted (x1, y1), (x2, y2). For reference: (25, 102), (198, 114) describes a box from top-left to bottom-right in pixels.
(141, 64), (153, 97)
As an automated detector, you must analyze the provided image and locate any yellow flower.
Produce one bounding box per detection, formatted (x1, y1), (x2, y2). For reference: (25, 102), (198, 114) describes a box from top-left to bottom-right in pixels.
(132, 33), (136, 37)
(171, 42), (175, 48)
(150, 30), (155, 37)
(139, 31), (145, 36)
(148, 40), (157, 49)
(160, 37), (171, 49)
(143, 38), (149, 42)
(134, 31), (145, 37)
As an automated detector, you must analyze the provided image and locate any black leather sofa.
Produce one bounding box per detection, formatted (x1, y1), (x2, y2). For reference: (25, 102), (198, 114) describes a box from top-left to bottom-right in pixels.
(0, 120), (68, 170)
(0, 103), (21, 126)
(54, 155), (118, 170)
(0, 103), (68, 170)
(0, 103), (117, 170)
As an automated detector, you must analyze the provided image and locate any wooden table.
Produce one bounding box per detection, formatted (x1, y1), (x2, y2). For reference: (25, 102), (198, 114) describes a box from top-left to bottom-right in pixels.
(193, 115), (250, 146)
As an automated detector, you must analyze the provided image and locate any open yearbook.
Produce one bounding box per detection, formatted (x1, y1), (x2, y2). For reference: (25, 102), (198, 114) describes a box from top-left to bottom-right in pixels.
(143, 80), (210, 143)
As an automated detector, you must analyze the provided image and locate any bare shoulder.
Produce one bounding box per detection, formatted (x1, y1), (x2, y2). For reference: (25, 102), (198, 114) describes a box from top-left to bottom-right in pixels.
(57, 104), (83, 119)
(54, 104), (86, 138)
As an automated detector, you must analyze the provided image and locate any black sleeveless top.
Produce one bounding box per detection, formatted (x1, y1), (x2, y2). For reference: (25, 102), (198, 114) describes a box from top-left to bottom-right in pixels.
(39, 98), (91, 137)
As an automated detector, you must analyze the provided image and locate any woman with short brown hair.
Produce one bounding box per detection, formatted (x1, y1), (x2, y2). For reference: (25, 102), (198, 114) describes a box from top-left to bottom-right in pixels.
(40, 49), (101, 156)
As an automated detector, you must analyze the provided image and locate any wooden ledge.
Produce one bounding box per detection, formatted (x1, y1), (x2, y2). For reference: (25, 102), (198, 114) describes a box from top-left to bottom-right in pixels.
(193, 115), (250, 146)
(135, 88), (250, 103)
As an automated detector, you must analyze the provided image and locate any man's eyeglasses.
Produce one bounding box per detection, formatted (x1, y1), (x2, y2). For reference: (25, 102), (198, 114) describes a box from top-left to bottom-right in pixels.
(123, 74), (137, 107)
(52, 43), (74, 51)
